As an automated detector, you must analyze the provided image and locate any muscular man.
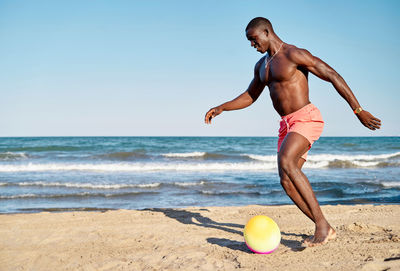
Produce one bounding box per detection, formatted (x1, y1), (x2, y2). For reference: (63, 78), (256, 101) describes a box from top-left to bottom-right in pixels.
(204, 17), (381, 247)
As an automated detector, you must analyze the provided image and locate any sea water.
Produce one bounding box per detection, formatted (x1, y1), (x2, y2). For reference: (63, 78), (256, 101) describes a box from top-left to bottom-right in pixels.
(0, 137), (399, 213)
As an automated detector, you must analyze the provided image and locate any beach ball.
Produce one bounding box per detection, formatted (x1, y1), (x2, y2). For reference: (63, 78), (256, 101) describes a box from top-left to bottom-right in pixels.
(244, 215), (281, 254)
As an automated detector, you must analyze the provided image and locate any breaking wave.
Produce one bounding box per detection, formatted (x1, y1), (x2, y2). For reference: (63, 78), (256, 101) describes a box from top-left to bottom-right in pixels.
(0, 191), (159, 200)
(162, 152), (206, 158)
(1, 181), (211, 189)
(0, 162), (276, 172)
(0, 152), (28, 160)
(247, 152), (400, 168)
(1, 181), (161, 189)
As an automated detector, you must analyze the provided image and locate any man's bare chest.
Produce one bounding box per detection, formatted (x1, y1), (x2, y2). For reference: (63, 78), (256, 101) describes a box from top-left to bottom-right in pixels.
(259, 56), (297, 85)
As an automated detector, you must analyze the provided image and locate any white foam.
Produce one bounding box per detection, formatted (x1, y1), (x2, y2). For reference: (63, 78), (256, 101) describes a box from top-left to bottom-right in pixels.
(247, 152), (400, 163)
(352, 161), (380, 167)
(0, 152), (27, 160)
(0, 162), (276, 172)
(162, 152), (206, 158)
(0, 193), (37, 199)
(0, 151), (397, 173)
(16, 181), (161, 189)
(0, 191), (157, 199)
(307, 152), (400, 162)
(303, 161), (330, 168)
(173, 181), (206, 186)
(381, 182), (400, 188)
(245, 154), (276, 162)
(0, 192), (94, 199)
(135, 183), (162, 188)
(200, 190), (215, 195)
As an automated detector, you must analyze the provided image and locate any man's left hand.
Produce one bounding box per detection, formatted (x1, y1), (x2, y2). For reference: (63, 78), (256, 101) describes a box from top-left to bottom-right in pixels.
(356, 111), (381, 130)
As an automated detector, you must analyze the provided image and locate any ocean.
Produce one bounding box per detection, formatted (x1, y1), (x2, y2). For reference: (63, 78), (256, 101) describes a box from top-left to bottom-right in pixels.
(0, 137), (399, 213)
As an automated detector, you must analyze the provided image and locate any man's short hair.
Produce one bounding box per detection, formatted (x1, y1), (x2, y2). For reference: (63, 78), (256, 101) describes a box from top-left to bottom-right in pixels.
(246, 17), (274, 32)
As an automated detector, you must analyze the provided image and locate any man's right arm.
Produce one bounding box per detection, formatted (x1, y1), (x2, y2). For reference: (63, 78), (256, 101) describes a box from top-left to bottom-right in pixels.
(205, 61), (265, 124)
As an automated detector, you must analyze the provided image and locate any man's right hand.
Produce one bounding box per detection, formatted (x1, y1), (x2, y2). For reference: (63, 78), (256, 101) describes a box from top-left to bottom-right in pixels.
(204, 107), (223, 124)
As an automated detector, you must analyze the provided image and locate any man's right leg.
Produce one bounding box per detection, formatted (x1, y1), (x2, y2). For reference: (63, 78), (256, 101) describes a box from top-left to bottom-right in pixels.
(278, 132), (336, 246)
(279, 157), (315, 223)
(278, 122), (315, 222)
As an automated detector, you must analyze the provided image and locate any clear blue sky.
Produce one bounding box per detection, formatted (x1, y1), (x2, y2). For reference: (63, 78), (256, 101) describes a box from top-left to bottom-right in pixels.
(0, 0), (399, 136)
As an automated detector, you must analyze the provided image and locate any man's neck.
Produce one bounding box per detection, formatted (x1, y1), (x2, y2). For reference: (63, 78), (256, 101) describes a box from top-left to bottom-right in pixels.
(267, 37), (284, 56)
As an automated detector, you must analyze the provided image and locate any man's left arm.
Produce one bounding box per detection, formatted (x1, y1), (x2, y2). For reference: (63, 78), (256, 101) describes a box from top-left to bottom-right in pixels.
(288, 47), (381, 130)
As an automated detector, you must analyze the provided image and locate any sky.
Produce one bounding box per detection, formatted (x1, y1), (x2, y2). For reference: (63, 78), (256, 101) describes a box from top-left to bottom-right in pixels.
(0, 0), (399, 137)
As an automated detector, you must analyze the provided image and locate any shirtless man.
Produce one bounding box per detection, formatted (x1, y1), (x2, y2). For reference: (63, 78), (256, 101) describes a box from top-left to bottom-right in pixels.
(204, 17), (381, 246)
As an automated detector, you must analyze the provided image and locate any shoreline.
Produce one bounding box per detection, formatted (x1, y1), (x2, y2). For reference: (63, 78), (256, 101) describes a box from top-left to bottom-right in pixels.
(1, 204), (399, 270)
(1, 202), (400, 215)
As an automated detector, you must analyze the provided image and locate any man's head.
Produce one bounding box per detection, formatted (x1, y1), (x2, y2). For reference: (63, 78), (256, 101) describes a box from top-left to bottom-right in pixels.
(245, 17), (274, 54)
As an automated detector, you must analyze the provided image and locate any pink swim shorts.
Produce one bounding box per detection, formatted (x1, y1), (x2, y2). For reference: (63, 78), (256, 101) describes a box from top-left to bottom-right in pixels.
(277, 103), (324, 161)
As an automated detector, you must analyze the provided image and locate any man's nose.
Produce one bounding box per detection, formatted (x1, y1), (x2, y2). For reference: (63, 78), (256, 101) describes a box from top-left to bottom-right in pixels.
(251, 41), (255, 47)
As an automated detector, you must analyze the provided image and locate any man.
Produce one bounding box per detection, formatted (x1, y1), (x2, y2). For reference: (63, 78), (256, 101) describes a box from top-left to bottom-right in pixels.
(204, 17), (381, 247)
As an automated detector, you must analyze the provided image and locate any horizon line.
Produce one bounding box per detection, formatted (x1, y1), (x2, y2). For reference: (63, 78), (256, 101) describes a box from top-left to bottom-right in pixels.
(0, 135), (398, 138)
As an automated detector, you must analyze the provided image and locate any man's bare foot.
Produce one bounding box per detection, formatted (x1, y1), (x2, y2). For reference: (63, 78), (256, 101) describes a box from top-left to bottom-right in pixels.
(303, 226), (336, 247)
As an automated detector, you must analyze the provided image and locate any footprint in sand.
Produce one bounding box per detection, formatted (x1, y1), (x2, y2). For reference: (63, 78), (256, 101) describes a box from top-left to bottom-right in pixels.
(345, 222), (386, 233)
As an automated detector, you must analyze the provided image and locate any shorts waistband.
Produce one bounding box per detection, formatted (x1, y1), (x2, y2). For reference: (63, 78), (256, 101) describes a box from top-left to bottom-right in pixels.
(281, 103), (315, 120)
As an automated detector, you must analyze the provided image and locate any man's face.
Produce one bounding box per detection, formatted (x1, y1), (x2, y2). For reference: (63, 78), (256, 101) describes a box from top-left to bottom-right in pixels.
(246, 27), (268, 54)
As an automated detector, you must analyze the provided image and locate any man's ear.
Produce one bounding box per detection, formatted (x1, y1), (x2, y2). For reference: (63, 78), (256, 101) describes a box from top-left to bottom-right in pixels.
(264, 29), (269, 36)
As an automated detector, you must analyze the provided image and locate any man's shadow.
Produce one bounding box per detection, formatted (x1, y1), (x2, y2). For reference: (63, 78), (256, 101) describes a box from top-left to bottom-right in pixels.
(143, 208), (306, 252)
(143, 208), (243, 235)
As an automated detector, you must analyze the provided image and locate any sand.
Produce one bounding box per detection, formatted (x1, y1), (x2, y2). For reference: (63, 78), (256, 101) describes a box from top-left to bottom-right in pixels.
(1, 204), (399, 271)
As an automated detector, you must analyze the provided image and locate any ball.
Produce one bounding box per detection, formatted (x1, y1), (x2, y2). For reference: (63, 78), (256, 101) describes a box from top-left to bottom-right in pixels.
(243, 215), (281, 254)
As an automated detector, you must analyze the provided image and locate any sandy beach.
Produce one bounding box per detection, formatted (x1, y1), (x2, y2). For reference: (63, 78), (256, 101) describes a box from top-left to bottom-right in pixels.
(1, 204), (399, 271)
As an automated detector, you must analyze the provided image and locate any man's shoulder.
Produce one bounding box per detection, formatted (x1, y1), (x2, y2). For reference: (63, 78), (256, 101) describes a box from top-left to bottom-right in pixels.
(284, 44), (317, 67)
(285, 44), (301, 56)
(285, 44), (311, 61)
(254, 56), (266, 70)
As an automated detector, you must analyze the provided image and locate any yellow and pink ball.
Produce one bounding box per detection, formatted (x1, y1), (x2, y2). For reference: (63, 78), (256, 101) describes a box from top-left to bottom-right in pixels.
(243, 215), (281, 254)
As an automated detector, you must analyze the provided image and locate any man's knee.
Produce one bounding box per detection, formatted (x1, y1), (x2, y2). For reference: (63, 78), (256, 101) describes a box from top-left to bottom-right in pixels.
(278, 153), (297, 175)
(280, 176), (292, 189)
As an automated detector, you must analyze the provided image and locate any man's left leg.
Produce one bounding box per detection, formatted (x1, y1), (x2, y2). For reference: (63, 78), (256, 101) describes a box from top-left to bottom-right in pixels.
(278, 131), (336, 246)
